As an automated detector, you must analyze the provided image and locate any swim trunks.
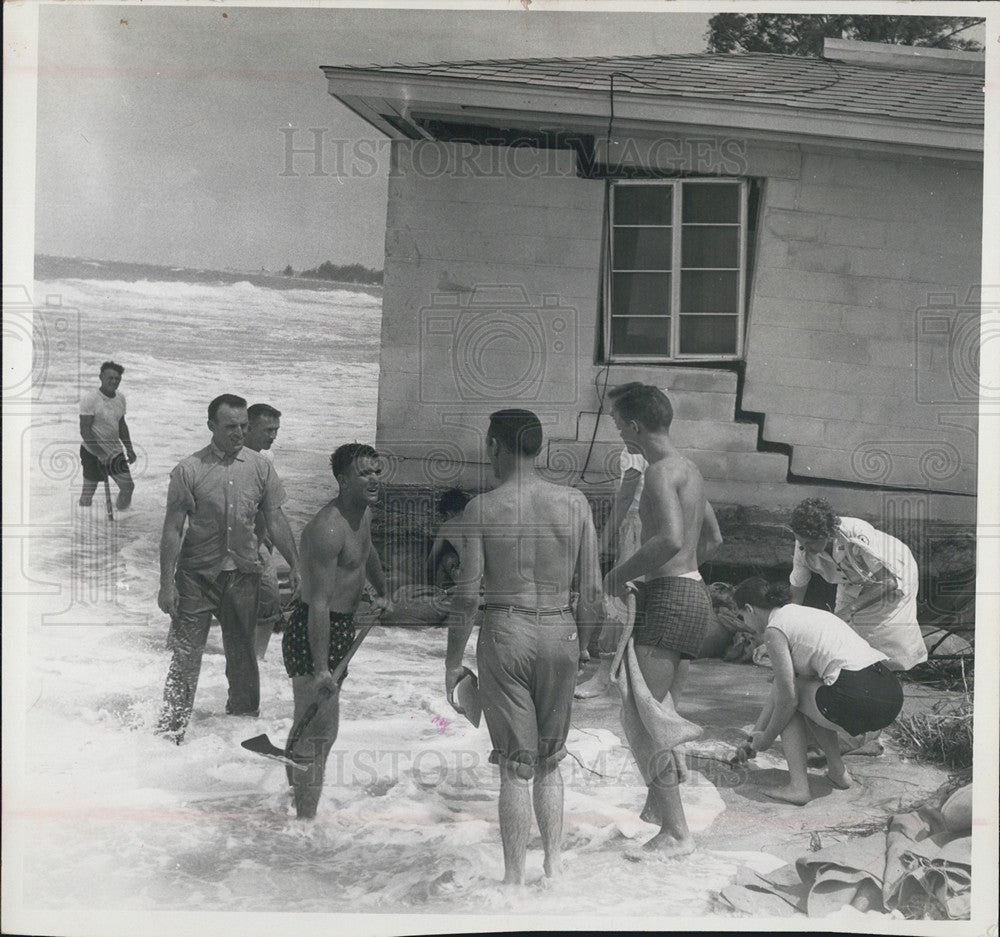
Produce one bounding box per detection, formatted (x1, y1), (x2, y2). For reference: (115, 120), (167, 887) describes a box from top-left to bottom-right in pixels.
(281, 599), (355, 679)
(476, 605), (578, 780)
(80, 445), (132, 482)
(815, 661), (903, 736)
(632, 575), (713, 659)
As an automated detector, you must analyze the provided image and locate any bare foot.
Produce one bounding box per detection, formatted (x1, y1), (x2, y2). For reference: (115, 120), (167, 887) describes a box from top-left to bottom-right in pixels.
(575, 660), (612, 698)
(625, 832), (696, 861)
(827, 768), (855, 790)
(762, 784), (812, 806)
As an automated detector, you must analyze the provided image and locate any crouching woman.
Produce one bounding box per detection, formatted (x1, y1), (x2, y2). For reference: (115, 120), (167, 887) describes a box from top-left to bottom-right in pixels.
(731, 577), (903, 805)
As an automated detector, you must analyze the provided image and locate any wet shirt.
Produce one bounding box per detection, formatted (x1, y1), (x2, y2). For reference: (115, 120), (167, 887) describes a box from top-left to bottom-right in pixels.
(80, 389), (126, 458)
(167, 443), (286, 577)
(766, 604), (886, 685)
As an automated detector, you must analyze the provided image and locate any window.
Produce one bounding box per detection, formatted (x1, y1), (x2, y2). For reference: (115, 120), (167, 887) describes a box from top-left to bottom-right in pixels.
(605, 179), (747, 361)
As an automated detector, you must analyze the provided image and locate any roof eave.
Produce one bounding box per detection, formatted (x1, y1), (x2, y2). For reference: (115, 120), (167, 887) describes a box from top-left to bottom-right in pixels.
(321, 67), (983, 159)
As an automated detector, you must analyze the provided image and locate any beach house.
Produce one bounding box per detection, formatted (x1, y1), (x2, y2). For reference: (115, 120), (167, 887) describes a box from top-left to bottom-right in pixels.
(320, 39), (983, 583)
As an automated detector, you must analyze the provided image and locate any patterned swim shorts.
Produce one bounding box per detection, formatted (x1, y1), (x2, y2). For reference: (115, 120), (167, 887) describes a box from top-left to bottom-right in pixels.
(633, 576), (713, 660)
(281, 599), (355, 678)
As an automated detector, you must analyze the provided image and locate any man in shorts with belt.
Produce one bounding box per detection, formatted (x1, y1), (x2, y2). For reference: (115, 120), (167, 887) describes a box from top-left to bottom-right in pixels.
(444, 409), (603, 885)
(78, 361), (137, 509)
(603, 384), (722, 858)
(283, 443), (390, 819)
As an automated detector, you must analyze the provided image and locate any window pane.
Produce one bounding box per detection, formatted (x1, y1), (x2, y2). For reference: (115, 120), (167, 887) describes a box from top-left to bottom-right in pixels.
(614, 184), (672, 226)
(682, 183), (740, 224)
(612, 316), (671, 356)
(680, 270), (738, 313)
(681, 226), (739, 268)
(679, 315), (738, 355)
(613, 227), (672, 271)
(612, 272), (671, 318)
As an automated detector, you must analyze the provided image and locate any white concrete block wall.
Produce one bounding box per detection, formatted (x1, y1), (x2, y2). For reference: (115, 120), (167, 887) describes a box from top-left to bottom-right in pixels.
(744, 149), (982, 495)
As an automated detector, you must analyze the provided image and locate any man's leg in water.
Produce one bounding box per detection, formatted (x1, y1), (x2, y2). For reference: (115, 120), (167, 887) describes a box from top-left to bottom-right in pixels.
(497, 761), (532, 884)
(633, 644), (695, 856)
(533, 760), (564, 878)
(288, 674), (340, 819)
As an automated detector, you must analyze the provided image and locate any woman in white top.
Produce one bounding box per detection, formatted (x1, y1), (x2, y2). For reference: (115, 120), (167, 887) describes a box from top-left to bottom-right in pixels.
(732, 577), (903, 805)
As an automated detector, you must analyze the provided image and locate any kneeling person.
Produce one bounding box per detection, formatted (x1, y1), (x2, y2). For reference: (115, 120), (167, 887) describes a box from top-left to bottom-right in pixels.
(283, 443), (389, 819)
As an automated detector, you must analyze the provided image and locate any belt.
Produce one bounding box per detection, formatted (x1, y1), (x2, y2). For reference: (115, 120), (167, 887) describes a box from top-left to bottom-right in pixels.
(482, 603), (573, 617)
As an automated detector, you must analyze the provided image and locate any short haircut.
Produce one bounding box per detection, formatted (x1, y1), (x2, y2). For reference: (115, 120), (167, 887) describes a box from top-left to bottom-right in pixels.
(330, 442), (378, 481)
(100, 360), (124, 376)
(487, 408), (542, 457)
(248, 403), (282, 424)
(208, 394), (248, 422)
(439, 488), (472, 516)
(732, 577), (791, 611)
(609, 383), (673, 432)
(789, 498), (837, 541)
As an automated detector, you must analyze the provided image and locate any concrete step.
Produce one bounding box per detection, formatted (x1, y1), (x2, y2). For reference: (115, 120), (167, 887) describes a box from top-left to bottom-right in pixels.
(544, 440), (789, 484)
(602, 365), (738, 395)
(577, 412), (759, 450)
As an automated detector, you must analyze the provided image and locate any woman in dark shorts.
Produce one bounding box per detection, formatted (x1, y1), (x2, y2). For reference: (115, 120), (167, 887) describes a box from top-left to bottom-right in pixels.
(730, 577), (903, 806)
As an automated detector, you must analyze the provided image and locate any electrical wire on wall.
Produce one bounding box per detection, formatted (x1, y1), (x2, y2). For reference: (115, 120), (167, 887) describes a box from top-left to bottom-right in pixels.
(577, 73), (622, 485)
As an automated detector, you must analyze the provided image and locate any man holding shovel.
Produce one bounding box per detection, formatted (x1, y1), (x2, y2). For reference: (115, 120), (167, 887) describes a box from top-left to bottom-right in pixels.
(281, 443), (390, 819)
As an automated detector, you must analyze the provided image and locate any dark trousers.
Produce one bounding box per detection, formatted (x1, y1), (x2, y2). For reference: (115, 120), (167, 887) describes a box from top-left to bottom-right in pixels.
(159, 568), (261, 736)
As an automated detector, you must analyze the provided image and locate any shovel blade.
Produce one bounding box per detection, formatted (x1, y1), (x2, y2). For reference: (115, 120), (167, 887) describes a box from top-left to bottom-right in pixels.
(241, 733), (308, 771)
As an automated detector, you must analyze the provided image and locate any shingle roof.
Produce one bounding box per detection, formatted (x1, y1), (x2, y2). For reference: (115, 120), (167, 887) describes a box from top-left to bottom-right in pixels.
(333, 52), (983, 128)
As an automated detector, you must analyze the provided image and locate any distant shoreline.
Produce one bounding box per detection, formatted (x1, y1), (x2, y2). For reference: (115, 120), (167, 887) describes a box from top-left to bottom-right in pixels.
(34, 254), (383, 299)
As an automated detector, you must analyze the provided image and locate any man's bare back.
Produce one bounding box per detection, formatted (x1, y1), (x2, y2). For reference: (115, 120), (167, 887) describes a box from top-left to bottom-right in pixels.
(471, 477), (592, 607)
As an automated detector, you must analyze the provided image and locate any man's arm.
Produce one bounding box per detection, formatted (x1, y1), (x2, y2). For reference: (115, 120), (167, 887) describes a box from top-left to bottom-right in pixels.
(300, 524), (343, 694)
(263, 507), (301, 595)
(697, 500), (723, 565)
(575, 493), (604, 629)
(444, 516), (483, 712)
(79, 415), (102, 455)
(118, 416), (137, 463)
(158, 503), (187, 616)
(605, 467), (684, 593)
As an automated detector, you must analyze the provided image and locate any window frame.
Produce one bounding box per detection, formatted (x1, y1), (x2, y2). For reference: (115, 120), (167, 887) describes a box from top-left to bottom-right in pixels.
(603, 177), (748, 364)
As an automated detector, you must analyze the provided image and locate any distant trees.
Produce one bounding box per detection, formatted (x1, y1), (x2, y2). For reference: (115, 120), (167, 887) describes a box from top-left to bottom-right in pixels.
(283, 261), (384, 285)
(706, 14), (984, 56)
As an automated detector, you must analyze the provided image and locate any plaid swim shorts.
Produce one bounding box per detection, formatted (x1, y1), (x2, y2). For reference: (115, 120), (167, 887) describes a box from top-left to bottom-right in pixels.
(633, 576), (713, 660)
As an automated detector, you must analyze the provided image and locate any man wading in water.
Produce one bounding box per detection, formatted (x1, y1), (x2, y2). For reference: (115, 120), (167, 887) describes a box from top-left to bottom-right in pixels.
(281, 443), (390, 819)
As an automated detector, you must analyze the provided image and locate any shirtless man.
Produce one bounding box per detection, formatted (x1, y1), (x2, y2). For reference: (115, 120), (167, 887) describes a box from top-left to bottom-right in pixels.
(603, 384), (722, 858)
(444, 409), (603, 885)
(282, 443), (390, 819)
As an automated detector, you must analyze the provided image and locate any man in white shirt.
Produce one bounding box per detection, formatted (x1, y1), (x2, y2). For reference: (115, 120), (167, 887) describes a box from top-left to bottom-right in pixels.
(78, 361), (137, 509)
